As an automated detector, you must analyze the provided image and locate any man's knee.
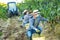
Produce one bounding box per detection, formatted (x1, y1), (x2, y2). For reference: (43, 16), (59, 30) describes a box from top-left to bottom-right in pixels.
(26, 31), (32, 37)
(38, 27), (42, 33)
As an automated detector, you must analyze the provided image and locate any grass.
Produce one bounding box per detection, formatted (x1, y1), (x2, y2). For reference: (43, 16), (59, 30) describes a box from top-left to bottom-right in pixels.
(0, 32), (3, 36)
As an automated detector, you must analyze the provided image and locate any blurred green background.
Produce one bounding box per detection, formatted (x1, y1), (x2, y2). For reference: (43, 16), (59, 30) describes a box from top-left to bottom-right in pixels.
(0, 0), (60, 21)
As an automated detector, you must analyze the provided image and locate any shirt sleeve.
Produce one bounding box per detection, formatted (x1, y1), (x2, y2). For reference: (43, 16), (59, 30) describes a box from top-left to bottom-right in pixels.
(40, 16), (48, 21)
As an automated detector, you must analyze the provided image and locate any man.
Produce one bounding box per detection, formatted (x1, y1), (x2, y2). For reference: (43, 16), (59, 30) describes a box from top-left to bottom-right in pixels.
(21, 10), (33, 27)
(19, 10), (28, 21)
(26, 10), (48, 40)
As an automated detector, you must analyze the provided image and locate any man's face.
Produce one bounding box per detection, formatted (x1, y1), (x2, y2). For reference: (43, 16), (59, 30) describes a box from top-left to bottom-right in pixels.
(26, 12), (29, 14)
(33, 12), (38, 19)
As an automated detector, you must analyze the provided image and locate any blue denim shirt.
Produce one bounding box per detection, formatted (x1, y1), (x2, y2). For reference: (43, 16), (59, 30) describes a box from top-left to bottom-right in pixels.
(28, 14), (48, 30)
(22, 14), (33, 27)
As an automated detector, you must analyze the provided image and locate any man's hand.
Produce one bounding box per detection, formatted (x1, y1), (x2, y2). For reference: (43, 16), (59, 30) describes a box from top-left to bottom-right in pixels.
(36, 30), (40, 32)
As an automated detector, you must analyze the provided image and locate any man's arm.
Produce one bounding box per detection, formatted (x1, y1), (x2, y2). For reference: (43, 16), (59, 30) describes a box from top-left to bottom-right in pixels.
(22, 15), (29, 27)
(40, 16), (48, 21)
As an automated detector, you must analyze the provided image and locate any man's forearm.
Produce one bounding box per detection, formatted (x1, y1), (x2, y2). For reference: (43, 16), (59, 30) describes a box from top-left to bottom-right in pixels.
(31, 26), (38, 31)
(41, 17), (48, 21)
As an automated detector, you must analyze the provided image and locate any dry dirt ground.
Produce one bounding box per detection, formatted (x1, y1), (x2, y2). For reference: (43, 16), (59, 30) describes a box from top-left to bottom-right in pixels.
(0, 17), (60, 40)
